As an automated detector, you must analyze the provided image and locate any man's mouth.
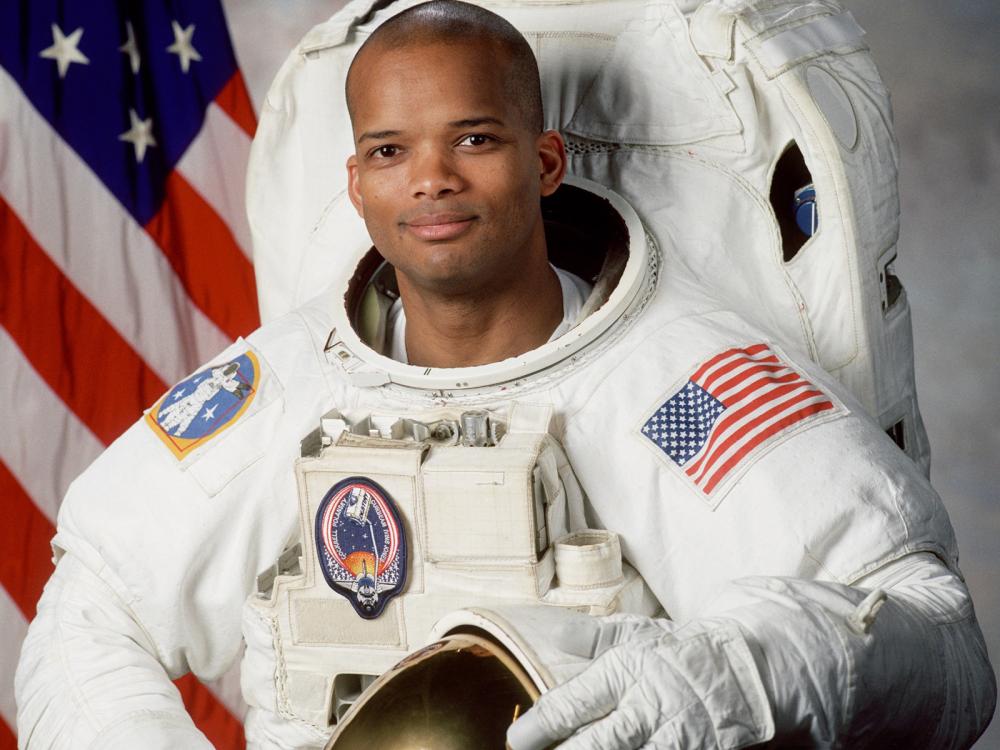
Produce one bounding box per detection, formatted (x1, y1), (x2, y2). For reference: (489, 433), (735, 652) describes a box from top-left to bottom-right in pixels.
(403, 213), (477, 241)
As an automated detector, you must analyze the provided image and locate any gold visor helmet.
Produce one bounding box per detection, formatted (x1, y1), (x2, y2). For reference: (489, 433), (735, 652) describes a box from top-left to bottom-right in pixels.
(326, 630), (542, 750)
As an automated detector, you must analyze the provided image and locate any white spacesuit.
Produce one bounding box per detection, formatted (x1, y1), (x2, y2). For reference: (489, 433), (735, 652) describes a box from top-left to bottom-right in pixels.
(15, 175), (996, 749)
(14, 0), (997, 748)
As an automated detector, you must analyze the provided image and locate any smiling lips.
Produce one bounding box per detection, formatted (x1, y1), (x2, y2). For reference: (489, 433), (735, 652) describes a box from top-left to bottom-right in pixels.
(403, 212), (477, 241)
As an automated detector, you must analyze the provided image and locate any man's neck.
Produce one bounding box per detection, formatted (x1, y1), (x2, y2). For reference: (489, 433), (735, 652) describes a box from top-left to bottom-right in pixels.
(398, 256), (563, 368)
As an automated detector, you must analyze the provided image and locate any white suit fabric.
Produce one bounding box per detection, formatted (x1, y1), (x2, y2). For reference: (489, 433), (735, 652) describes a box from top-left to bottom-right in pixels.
(15, 191), (996, 747)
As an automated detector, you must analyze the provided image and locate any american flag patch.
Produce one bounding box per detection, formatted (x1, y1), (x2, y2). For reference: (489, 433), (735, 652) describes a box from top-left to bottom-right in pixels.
(640, 343), (839, 497)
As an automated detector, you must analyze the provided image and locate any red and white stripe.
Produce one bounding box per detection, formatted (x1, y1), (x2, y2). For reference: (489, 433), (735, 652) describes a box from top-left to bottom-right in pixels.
(176, 102), (255, 259)
(0, 327), (103, 522)
(0, 66), (232, 386)
(0, 64), (258, 747)
(685, 344), (835, 494)
(0, 586), (30, 737)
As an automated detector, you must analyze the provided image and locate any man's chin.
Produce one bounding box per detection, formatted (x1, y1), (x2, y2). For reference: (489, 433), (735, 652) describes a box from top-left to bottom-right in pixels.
(400, 259), (491, 299)
(416, 271), (487, 298)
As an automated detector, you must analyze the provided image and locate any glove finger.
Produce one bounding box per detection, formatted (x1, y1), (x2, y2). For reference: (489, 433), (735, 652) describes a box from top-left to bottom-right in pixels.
(558, 703), (652, 750)
(550, 618), (603, 659)
(591, 616), (675, 656)
(509, 645), (636, 749)
(552, 616), (673, 659)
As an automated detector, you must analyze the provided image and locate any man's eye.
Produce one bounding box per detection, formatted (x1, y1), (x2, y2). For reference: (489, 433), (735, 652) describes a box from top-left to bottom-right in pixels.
(459, 134), (492, 147)
(372, 145), (399, 158)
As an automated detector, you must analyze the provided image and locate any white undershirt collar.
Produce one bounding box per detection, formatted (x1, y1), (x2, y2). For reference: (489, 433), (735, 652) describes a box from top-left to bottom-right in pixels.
(384, 266), (592, 364)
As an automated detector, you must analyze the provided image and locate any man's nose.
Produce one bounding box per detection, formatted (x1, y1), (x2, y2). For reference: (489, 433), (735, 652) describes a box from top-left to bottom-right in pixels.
(410, 148), (465, 199)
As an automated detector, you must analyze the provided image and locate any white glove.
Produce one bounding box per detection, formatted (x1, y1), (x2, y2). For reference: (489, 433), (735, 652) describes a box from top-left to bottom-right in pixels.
(508, 559), (996, 748)
(506, 617), (773, 750)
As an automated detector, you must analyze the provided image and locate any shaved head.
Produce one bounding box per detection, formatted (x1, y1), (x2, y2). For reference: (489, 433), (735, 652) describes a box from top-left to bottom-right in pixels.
(346, 0), (544, 133)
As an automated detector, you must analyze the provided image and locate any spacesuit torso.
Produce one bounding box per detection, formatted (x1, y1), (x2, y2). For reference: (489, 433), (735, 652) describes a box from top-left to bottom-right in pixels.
(230, 178), (957, 748)
(16, 176), (992, 750)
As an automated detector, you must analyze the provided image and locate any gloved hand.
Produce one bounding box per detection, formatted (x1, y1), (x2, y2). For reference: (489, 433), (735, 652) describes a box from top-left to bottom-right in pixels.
(506, 617), (774, 750)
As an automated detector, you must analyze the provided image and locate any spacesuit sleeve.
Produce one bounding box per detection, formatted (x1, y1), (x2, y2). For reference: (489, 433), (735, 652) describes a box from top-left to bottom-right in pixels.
(512, 552), (994, 749)
(14, 553), (214, 750)
(542, 328), (997, 746)
(708, 552), (996, 746)
(13, 329), (309, 749)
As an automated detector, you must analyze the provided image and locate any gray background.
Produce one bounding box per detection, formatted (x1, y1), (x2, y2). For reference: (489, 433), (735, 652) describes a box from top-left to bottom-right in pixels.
(843, 2), (1000, 746)
(223, 0), (1000, 743)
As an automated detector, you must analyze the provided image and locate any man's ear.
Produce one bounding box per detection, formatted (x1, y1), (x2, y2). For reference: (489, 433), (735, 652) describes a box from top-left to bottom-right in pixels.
(347, 154), (364, 216)
(537, 129), (567, 198)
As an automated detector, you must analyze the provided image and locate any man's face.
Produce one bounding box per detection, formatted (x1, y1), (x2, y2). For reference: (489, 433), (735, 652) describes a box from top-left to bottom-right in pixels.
(346, 39), (562, 296)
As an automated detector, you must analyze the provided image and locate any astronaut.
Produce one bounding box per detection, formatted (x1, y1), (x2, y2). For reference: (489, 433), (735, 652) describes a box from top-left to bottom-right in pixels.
(14, 2), (996, 750)
(156, 362), (248, 436)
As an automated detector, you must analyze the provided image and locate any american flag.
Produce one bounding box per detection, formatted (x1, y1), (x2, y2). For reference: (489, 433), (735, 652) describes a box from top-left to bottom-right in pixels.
(642, 343), (838, 497)
(0, 1), (259, 746)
